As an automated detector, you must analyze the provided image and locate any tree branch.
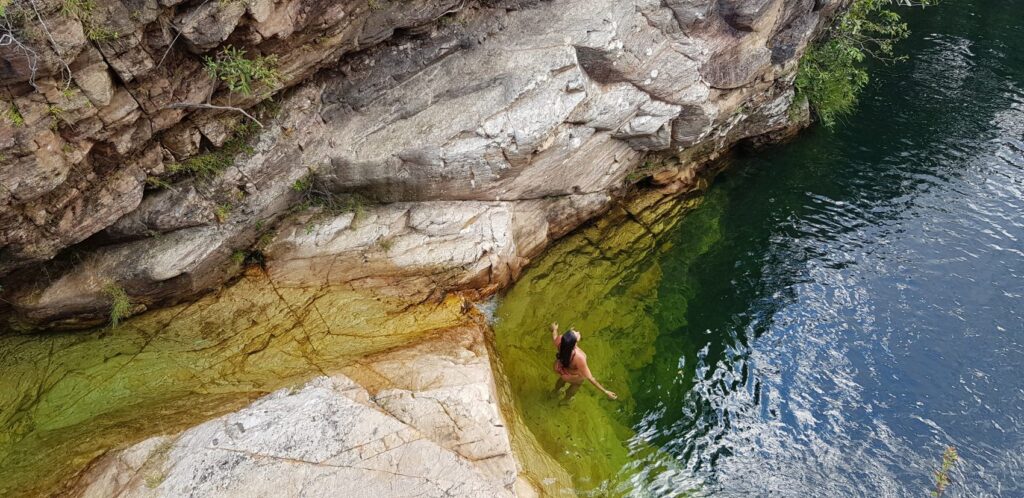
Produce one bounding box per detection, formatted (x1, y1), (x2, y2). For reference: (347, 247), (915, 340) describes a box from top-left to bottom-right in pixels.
(0, 31), (40, 89)
(26, 0), (72, 89)
(163, 102), (264, 127)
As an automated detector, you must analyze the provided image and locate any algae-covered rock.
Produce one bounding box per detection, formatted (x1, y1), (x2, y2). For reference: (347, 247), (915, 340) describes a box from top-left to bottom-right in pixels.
(66, 325), (521, 498)
(0, 274), (470, 497)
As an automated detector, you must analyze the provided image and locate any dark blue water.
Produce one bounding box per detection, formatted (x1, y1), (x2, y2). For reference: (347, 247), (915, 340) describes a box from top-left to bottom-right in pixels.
(640, 3), (1024, 495)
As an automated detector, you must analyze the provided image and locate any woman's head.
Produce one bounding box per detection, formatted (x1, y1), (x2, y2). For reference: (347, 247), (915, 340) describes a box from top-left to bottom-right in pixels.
(557, 329), (579, 368)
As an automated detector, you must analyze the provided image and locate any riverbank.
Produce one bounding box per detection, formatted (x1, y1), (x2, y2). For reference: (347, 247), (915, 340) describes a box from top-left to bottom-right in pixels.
(0, 274), (472, 495)
(62, 322), (568, 497)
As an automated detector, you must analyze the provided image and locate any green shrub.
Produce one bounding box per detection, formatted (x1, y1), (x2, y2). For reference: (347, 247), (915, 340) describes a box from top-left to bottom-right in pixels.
(795, 0), (937, 128)
(86, 26), (120, 41)
(166, 121), (259, 179)
(1, 1), (34, 31)
(103, 283), (132, 327)
(46, 104), (64, 130)
(4, 105), (24, 127)
(46, 104), (63, 119)
(60, 0), (95, 19)
(290, 176), (311, 192)
(794, 38), (869, 128)
(60, 0), (120, 42)
(214, 203), (232, 223)
(204, 46), (280, 96)
(290, 173), (367, 218)
(145, 176), (171, 189)
(255, 232), (275, 249)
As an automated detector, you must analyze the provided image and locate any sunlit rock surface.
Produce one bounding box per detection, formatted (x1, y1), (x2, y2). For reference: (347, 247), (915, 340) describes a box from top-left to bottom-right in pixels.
(0, 155), (744, 497)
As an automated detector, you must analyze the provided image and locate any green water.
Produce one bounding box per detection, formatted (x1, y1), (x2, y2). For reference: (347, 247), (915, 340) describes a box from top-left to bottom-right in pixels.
(494, 1), (1024, 495)
(493, 185), (726, 495)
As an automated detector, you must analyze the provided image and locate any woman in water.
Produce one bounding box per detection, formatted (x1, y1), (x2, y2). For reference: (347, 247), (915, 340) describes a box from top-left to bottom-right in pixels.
(550, 322), (617, 401)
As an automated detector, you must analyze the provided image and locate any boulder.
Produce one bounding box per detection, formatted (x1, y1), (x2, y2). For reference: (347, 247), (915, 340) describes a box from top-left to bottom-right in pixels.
(173, 1), (247, 52)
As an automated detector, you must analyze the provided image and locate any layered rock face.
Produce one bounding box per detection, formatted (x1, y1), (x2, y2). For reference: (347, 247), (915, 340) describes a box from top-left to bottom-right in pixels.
(0, 0), (843, 330)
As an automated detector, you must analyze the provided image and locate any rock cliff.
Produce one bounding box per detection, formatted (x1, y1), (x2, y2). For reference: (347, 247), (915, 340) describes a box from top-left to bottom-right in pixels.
(1, 0), (844, 331)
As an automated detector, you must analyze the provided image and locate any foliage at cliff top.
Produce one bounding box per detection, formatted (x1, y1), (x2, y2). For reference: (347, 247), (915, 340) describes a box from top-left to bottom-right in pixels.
(797, 0), (938, 128)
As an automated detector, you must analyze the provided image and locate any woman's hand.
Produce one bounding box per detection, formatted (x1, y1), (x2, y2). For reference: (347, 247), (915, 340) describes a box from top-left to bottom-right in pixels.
(605, 390), (618, 400)
(550, 322), (558, 332)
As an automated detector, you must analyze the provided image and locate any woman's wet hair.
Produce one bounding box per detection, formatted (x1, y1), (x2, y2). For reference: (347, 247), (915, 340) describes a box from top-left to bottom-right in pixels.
(557, 330), (578, 368)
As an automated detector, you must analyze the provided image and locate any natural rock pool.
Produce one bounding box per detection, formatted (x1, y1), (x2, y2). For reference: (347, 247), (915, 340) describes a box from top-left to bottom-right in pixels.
(494, 1), (1024, 495)
(1, 1), (1021, 496)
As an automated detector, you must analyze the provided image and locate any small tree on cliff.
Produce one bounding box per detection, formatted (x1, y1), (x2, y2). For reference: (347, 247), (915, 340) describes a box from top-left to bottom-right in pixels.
(796, 0), (939, 128)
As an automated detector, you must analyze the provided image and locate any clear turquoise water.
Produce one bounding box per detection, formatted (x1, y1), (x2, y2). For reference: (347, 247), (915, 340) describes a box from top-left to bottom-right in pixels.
(496, 2), (1024, 495)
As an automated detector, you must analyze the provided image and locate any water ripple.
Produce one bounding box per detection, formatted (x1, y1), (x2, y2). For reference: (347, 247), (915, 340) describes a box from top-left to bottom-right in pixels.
(635, 3), (1024, 495)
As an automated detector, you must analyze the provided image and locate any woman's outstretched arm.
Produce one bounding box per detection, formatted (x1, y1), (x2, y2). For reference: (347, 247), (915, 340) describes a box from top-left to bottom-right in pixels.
(550, 322), (560, 348)
(580, 360), (618, 399)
